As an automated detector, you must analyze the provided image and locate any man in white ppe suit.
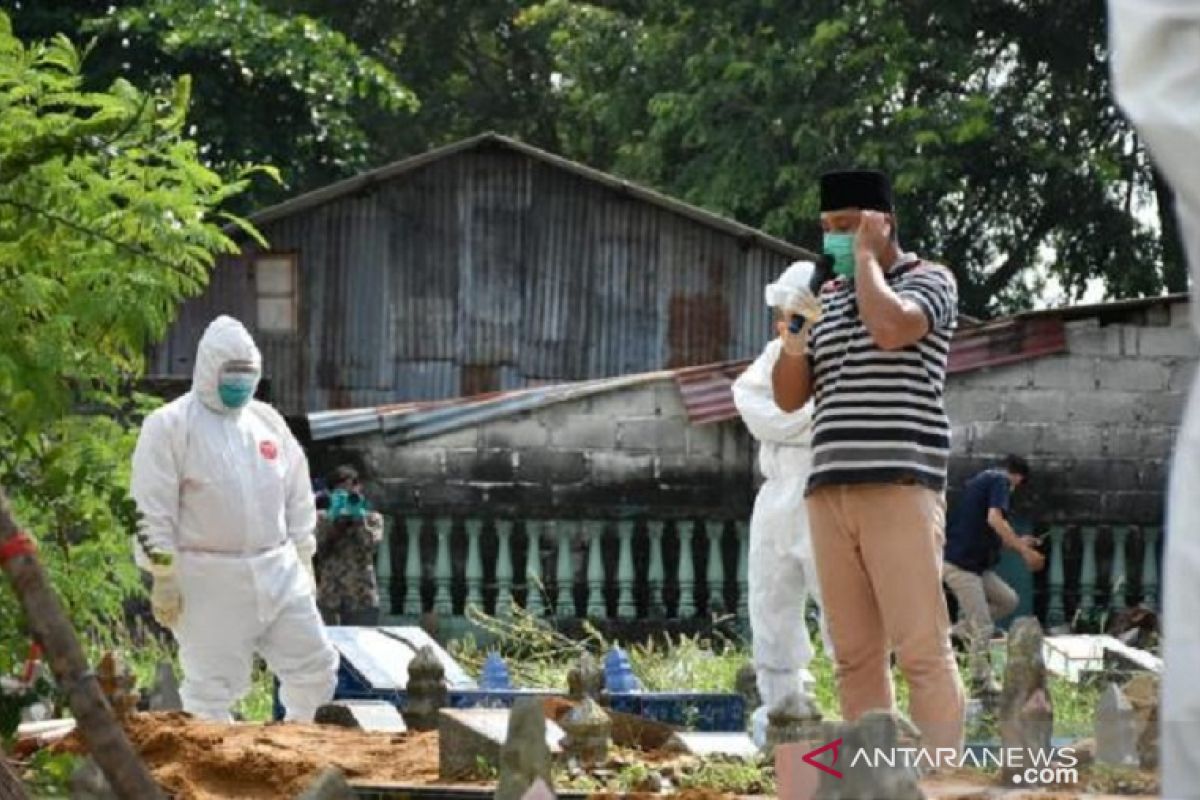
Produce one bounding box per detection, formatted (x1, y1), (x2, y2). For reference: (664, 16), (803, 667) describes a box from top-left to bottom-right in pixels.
(733, 260), (829, 747)
(1108, 3), (1200, 795)
(130, 315), (338, 722)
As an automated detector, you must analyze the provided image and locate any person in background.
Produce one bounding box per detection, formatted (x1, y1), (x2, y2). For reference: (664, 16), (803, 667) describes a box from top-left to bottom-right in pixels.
(733, 260), (830, 748)
(130, 315), (337, 722)
(316, 465), (385, 626)
(1107, 3), (1200, 794)
(942, 456), (1044, 693)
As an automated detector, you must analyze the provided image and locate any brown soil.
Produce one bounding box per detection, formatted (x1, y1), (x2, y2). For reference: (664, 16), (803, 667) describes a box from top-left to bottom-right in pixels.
(58, 711), (439, 799)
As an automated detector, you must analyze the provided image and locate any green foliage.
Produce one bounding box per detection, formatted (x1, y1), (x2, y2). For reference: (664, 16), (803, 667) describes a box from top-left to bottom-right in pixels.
(16, 1), (415, 209)
(679, 758), (775, 795)
(519, 0), (1165, 316)
(0, 11), (255, 666)
(9, 1), (1169, 314)
(19, 749), (81, 797)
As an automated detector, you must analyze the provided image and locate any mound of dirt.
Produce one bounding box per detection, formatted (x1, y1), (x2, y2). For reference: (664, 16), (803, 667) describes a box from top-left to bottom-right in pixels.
(59, 711), (439, 799)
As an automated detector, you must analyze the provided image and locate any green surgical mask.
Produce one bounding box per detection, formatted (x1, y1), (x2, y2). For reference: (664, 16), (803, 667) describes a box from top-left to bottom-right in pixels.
(823, 232), (856, 278)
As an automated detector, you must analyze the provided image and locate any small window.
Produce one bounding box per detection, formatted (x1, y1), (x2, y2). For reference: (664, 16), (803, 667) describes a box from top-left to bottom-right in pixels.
(255, 254), (297, 333)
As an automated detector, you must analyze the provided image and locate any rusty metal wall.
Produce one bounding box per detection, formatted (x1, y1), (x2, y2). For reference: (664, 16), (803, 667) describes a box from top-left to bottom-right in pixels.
(149, 146), (795, 415)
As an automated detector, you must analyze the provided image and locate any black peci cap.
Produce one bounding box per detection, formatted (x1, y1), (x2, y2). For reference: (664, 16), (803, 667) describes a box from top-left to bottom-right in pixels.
(820, 169), (894, 213)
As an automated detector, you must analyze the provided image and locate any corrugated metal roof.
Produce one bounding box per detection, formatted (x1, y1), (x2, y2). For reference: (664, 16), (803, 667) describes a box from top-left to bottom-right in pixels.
(946, 317), (1066, 374)
(1016, 292), (1188, 322)
(308, 370), (674, 443)
(676, 316), (1070, 426)
(243, 132), (814, 262)
(311, 316), (1075, 438)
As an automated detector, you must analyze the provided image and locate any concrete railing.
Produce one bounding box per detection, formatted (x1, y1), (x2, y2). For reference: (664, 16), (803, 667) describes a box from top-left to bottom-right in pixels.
(371, 517), (1162, 631)
(375, 517), (750, 625)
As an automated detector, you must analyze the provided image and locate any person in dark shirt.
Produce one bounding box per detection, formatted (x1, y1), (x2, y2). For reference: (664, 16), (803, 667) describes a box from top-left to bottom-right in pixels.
(943, 455), (1044, 691)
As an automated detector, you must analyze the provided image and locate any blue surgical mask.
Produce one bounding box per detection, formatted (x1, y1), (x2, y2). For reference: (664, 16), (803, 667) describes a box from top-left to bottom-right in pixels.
(217, 374), (256, 409)
(823, 232), (856, 278)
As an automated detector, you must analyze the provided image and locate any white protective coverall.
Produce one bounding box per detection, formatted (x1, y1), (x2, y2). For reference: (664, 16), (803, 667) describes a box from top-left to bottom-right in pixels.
(1108, 3), (1200, 795)
(733, 334), (828, 742)
(130, 316), (338, 722)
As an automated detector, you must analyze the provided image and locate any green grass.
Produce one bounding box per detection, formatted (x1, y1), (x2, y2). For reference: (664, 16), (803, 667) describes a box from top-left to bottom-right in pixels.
(450, 603), (1102, 746)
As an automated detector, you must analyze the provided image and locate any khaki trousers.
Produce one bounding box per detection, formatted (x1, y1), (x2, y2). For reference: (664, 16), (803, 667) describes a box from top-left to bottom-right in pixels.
(806, 483), (965, 750)
(942, 562), (1019, 683)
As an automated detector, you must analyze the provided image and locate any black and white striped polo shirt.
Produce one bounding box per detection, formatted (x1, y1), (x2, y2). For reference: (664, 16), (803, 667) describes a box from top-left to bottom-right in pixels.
(805, 254), (958, 493)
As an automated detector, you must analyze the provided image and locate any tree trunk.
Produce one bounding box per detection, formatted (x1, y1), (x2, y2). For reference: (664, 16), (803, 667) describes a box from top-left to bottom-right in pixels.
(1153, 164), (1189, 294)
(0, 487), (164, 800)
(0, 752), (29, 800)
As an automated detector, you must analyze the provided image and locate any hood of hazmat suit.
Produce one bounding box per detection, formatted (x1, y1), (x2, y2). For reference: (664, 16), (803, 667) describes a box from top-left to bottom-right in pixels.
(129, 316), (336, 722)
(1108, 2), (1200, 794)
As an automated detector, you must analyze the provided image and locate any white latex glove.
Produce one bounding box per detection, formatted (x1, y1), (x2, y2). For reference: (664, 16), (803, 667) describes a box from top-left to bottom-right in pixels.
(294, 538), (317, 594)
(772, 287), (823, 324)
(148, 563), (182, 629)
(779, 316), (812, 358)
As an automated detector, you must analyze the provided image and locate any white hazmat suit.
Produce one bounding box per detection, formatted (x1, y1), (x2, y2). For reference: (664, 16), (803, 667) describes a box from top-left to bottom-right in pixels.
(130, 316), (338, 722)
(733, 261), (830, 745)
(1108, 3), (1200, 795)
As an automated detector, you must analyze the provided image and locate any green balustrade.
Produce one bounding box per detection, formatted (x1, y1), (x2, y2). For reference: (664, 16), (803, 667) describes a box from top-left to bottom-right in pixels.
(376, 515), (394, 617)
(735, 521), (749, 623)
(617, 521), (637, 619)
(1046, 526), (1066, 627)
(555, 520), (576, 618)
(433, 517), (454, 616)
(1142, 527), (1160, 610)
(677, 521), (696, 618)
(496, 520), (514, 618)
(586, 521), (607, 618)
(647, 521), (666, 619)
(465, 519), (484, 613)
(1079, 526), (1098, 616)
(705, 521), (725, 614)
(1109, 526), (1129, 613)
(403, 517), (423, 616)
(524, 520), (545, 616)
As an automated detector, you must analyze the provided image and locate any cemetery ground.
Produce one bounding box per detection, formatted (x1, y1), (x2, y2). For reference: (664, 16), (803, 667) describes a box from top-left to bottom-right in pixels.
(5, 605), (1162, 799)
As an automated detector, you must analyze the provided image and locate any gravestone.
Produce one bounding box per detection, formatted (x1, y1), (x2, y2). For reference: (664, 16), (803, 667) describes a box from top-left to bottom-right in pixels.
(567, 653), (604, 701)
(295, 768), (354, 800)
(438, 708), (564, 781)
(734, 663), (760, 723)
(560, 697), (611, 766)
(405, 646), (447, 731)
(999, 617), (1053, 781)
(146, 661), (182, 712)
(326, 627), (476, 691)
(1095, 683), (1138, 767)
(315, 700), (407, 733)
(1123, 673), (1160, 769)
(814, 710), (924, 800)
(765, 692), (824, 759)
(96, 652), (138, 718)
(495, 698), (555, 800)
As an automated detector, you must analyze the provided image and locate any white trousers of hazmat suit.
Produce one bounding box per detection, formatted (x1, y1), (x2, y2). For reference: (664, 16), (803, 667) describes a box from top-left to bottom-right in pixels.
(732, 338), (830, 741)
(1109, 3), (1200, 795)
(130, 316), (339, 722)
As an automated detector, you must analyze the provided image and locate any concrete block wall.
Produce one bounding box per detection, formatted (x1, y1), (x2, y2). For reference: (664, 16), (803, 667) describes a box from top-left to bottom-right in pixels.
(946, 301), (1197, 524)
(317, 379), (753, 518)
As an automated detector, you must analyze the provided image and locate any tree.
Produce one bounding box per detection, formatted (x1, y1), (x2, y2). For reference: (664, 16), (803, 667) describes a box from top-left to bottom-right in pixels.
(12, 1), (417, 209)
(0, 11), (257, 674)
(521, 0), (1167, 317)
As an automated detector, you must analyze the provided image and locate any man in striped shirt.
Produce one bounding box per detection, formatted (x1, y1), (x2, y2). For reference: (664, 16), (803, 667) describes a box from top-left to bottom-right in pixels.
(771, 169), (965, 751)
